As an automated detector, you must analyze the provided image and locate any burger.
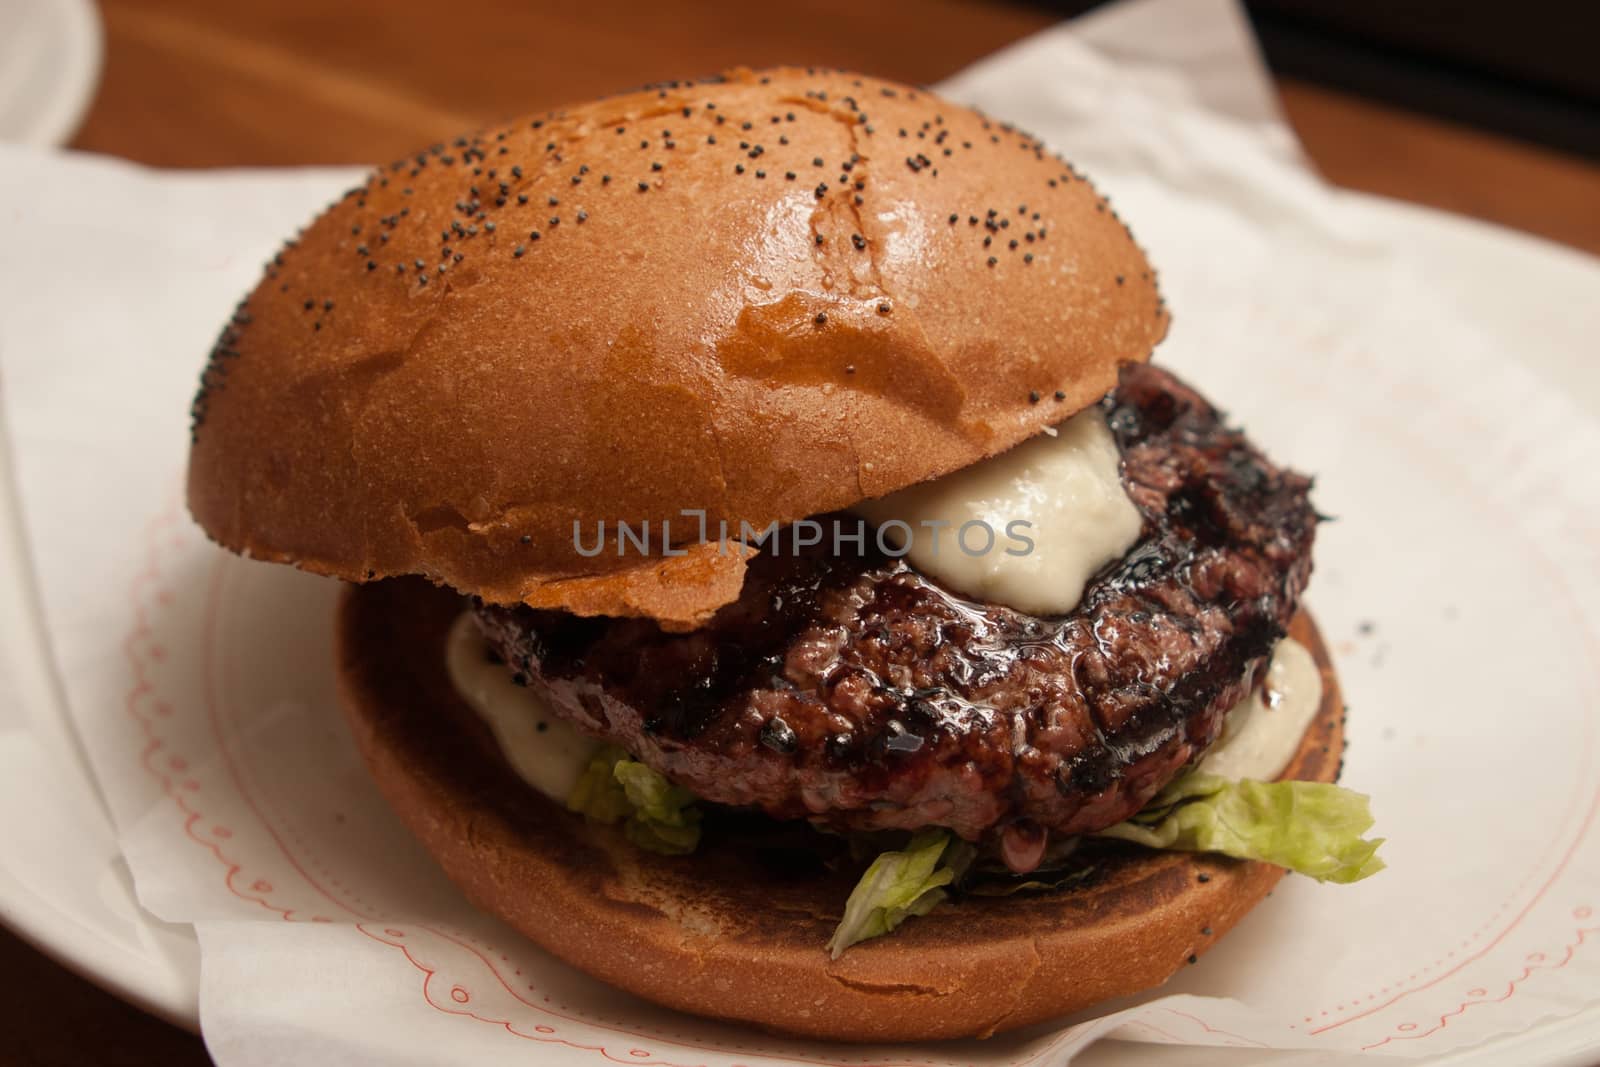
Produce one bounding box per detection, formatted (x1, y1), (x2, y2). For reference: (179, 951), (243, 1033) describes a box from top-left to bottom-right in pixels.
(186, 67), (1382, 1041)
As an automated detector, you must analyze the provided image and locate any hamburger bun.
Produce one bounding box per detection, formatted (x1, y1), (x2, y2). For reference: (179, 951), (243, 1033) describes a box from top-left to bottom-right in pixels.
(188, 67), (1168, 629)
(336, 576), (1345, 1042)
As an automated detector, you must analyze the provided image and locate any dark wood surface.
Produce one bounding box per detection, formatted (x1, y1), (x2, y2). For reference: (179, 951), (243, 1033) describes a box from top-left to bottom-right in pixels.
(10, 2), (1600, 1064)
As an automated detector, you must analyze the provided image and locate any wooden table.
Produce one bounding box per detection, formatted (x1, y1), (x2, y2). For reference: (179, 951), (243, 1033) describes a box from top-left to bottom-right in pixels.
(10, 1), (1599, 1063)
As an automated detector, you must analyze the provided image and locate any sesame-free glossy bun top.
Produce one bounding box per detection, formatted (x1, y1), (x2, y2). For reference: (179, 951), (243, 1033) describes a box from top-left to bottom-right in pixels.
(187, 67), (1168, 627)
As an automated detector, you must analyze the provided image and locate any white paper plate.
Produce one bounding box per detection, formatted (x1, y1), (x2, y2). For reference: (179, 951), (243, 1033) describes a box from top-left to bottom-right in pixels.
(1, 188), (1597, 1062)
(0, 0), (102, 146)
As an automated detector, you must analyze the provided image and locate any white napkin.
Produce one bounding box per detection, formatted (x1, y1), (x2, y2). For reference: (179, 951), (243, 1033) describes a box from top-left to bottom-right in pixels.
(4, 0), (1600, 1062)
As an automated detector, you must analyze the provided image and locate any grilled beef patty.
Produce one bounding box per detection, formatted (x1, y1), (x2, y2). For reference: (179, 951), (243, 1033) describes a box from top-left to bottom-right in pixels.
(474, 364), (1316, 862)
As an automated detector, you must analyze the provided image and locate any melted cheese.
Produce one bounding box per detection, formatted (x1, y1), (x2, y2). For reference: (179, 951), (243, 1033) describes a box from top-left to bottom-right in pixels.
(1198, 638), (1324, 781)
(854, 406), (1142, 616)
(444, 614), (599, 801)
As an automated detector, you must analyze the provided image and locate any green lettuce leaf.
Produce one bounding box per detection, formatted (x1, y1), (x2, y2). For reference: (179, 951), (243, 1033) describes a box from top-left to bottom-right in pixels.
(566, 747), (633, 824)
(613, 759), (702, 855)
(827, 829), (975, 958)
(1096, 773), (1385, 883)
(566, 747), (701, 856)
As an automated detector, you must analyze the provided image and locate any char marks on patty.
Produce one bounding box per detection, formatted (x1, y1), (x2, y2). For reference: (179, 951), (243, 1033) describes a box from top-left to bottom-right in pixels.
(474, 363), (1316, 843)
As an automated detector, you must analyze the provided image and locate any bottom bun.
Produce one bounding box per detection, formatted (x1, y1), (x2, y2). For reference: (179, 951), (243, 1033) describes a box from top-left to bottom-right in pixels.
(336, 578), (1345, 1042)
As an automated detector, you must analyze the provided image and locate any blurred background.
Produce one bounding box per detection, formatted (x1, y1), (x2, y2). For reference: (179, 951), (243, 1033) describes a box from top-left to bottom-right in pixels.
(1, 0), (1597, 1063)
(3, 0), (1595, 251)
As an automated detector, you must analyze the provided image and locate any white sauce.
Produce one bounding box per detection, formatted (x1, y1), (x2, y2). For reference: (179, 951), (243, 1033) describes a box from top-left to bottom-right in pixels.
(854, 407), (1142, 616)
(1198, 638), (1324, 781)
(445, 614), (599, 801)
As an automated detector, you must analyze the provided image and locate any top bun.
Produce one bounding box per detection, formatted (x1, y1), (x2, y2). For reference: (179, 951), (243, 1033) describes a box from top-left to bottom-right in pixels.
(188, 67), (1168, 627)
